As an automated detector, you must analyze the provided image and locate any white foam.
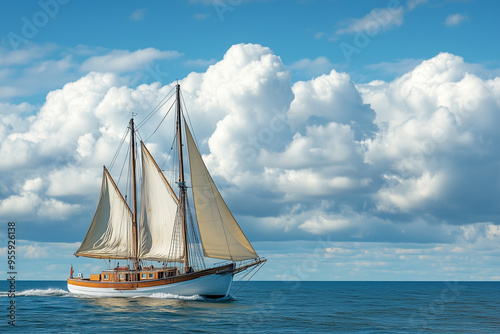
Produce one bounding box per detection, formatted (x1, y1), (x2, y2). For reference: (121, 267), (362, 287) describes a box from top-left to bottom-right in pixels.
(17, 288), (70, 297)
(148, 292), (205, 301)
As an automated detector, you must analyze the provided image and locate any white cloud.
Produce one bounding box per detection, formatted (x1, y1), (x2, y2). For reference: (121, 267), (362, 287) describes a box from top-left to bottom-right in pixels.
(0, 102), (35, 139)
(407, 0), (427, 11)
(336, 6), (405, 35)
(376, 172), (446, 213)
(0, 192), (41, 217)
(20, 244), (50, 259)
(38, 198), (81, 220)
(178, 44), (294, 180)
(334, 0), (427, 38)
(0, 70), (177, 229)
(80, 48), (182, 73)
(23, 177), (43, 193)
(1, 43), (500, 254)
(445, 13), (468, 27)
(288, 68), (376, 139)
(0, 44), (186, 101)
(46, 167), (101, 197)
(0, 44), (56, 66)
(1, 43), (500, 281)
(361, 53), (500, 217)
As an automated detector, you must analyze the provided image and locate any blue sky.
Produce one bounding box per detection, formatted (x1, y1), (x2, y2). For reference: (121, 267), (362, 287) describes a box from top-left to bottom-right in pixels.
(1, 0), (500, 281)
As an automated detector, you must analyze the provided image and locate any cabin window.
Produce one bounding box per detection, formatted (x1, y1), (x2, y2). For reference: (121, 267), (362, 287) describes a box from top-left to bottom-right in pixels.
(119, 274), (124, 279)
(149, 273), (153, 278)
(141, 274), (146, 278)
(103, 274), (108, 280)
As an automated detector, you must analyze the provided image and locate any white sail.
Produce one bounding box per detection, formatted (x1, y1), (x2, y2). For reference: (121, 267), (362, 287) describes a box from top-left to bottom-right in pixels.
(138, 142), (184, 261)
(185, 123), (258, 261)
(76, 168), (134, 259)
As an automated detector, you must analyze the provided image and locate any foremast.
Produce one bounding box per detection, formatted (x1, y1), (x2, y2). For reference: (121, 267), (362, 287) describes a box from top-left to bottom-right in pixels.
(176, 83), (190, 273)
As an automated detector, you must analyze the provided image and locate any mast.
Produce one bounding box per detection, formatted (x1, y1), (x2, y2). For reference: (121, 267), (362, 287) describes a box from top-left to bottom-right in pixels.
(130, 118), (139, 270)
(176, 84), (190, 272)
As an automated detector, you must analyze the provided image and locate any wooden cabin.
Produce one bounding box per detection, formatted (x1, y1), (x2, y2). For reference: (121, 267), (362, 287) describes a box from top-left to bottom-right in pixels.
(86, 266), (179, 282)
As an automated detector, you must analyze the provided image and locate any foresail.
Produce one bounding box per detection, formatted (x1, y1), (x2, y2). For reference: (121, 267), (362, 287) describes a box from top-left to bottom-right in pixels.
(75, 168), (134, 259)
(185, 123), (258, 261)
(138, 142), (184, 261)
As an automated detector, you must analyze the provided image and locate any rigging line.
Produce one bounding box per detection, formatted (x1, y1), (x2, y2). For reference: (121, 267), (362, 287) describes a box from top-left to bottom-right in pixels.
(116, 143), (131, 187)
(136, 89), (175, 129)
(102, 258), (111, 270)
(138, 94), (174, 131)
(109, 127), (129, 171)
(180, 89), (200, 147)
(170, 125), (179, 185)
(237, 261), (261, 282)
(159, 135), (177, 171)
(144, 98), (176, 143)
(136, 131), (143, 143)
(186, 196), (206, 270)
(232, 261), (265, 297)
(136, 86), (175, 130)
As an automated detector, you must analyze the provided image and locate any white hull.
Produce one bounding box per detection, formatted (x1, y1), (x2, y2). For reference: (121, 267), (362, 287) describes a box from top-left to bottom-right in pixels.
(67, 272), (233, 298)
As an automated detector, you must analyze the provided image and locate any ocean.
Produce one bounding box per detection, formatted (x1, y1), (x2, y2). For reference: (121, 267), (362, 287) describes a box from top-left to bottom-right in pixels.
(1, 280), (499, 333)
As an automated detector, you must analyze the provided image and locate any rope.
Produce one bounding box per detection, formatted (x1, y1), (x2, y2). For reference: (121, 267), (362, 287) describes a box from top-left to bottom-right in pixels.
(144, 98), (175, 142)
(136, 86), (175, 130)
(109, 127), (129, 170)
(232, 261), (265, 297)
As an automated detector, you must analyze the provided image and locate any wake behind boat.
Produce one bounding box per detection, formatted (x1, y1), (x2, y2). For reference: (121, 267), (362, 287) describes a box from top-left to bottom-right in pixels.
(67, 84), (266, 298)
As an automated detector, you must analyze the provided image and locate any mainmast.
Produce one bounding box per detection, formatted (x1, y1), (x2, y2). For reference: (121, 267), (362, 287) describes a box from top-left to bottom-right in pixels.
(130, 118), (139, 271)
(176, 84), (190, 273)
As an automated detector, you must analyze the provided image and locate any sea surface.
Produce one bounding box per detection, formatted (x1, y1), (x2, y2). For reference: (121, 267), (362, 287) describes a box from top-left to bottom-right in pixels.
(1, 280), (499, 333)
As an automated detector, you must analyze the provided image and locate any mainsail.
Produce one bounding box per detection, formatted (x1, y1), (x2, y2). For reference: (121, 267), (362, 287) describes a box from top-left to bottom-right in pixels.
(75, 168), (134, 259)
(185, 123), (258, 261)
(138, 142), (184, 261)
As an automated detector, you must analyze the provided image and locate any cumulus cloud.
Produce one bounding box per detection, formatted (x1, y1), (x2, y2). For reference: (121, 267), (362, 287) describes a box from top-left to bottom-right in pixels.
(0, 71), (176, 236)
(288, 69), (376, 137)
(1, 43), (500, 249)
(361, 53), (500, 221)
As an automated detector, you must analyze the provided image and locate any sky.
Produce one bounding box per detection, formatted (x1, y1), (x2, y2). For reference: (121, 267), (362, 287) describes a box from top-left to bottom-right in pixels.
(1, 0), (500, 281)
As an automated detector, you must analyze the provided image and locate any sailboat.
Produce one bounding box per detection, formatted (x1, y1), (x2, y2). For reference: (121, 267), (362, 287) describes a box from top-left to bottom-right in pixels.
(67, 84), (266, 298)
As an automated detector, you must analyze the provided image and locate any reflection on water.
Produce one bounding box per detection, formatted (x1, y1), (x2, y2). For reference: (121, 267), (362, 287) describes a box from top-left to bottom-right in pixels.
(79, 293), (238, 315)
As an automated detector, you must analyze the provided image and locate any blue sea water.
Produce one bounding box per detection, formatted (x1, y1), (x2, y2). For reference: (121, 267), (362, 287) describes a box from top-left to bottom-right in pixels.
(1, 280), (499, 333)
